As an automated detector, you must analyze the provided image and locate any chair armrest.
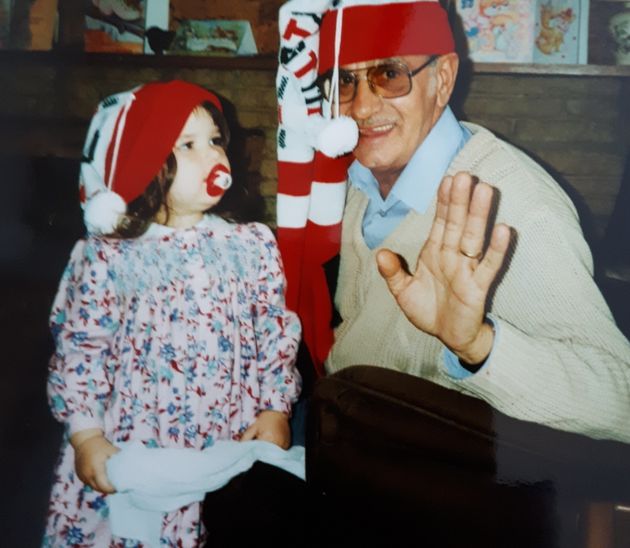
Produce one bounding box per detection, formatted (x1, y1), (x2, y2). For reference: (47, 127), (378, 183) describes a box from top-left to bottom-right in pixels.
(307, 366), (630, 522)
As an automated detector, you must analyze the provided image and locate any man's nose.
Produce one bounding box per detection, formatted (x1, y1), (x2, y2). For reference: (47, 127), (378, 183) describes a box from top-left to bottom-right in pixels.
(349, 77), (381, 121)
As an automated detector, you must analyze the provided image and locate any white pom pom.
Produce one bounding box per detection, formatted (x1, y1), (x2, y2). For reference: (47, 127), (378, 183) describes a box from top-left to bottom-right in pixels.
(315, 116), (359, 158)
(84, 190), (126, 235)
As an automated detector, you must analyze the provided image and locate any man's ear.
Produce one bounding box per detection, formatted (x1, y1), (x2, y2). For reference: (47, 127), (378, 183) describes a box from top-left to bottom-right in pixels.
(435, 52), (459, 108)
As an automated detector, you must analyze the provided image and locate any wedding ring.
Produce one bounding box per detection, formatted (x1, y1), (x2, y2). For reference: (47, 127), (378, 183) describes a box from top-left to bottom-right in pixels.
(460, 249), (482, 260)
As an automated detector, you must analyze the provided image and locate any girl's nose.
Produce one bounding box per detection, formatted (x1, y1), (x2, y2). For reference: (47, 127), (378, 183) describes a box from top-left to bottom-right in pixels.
(204, 143), (225, 162)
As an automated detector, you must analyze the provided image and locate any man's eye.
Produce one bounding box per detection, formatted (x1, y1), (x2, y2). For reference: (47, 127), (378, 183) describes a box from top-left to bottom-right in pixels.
(380, 66), (404, 80)
(339, 72), (355, 86)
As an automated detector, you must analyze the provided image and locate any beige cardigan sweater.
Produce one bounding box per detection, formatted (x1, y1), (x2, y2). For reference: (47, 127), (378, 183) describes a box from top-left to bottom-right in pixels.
(327, 123), (630, 444)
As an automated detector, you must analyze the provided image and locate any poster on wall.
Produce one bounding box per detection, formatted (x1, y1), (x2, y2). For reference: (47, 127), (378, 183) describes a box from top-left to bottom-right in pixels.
(456, 0), (536, 63)
(455, 0), (589, 64)
(169, 19), (258, 56)
(85, 0), (146, 53)
(533, 0), (589, 64)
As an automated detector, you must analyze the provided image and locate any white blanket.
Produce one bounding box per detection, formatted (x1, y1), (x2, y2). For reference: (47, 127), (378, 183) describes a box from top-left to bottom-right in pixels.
(106, 441), (305, 546)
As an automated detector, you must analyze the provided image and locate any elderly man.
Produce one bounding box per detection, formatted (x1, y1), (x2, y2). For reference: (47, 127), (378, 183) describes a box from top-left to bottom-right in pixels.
(279, 0), (630, 444)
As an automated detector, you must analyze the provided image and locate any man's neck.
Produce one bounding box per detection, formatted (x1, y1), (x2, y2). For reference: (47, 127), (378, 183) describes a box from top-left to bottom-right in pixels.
(375, 171), (401, 199)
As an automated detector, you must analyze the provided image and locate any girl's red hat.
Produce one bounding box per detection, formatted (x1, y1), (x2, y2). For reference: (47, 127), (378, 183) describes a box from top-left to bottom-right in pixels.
(80, 80), (222, 234)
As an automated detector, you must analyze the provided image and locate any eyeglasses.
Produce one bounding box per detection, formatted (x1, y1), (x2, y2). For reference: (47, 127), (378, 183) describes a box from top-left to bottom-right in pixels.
(317, 56), (439, 104)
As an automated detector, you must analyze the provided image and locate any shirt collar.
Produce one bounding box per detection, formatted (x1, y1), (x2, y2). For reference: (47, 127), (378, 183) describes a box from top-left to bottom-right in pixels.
(348, 106), (468, 214)
(143, 214), (217, 238)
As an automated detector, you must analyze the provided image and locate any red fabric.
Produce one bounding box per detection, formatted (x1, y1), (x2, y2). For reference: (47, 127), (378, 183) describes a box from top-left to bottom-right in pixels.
(318, 2), (454, 74)
(279, 151), (353, 377)
(277, 161), (315, 196)
(106, 80), (222, 204)
(277, 226), (306, 312)
(313, 150), (355, 182)
(298, 221), (344, 376)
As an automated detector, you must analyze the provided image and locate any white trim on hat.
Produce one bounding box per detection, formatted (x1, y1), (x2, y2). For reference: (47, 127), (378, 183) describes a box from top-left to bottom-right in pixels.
(107, 94), (136, 191)
(277, 194), (311, 229)
(80, 88), (139, 235)
(308, 181), (347, 226)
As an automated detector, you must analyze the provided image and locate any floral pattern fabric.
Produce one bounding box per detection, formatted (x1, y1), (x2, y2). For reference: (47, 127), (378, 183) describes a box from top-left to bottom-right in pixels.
(43, 215), (302, 547)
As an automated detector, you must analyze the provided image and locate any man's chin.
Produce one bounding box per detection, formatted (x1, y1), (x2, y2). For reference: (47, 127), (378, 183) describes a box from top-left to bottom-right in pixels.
(353, 145), (389, 170)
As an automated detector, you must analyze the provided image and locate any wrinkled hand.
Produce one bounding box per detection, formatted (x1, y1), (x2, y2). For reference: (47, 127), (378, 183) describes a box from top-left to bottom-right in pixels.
(240, 410), (291, 450)
(71, 429), (119, 494)
(376, 172), (511, 365)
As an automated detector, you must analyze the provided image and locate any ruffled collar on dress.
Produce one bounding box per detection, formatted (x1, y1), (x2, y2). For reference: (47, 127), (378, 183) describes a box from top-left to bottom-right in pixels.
(143, 214), (225, 239)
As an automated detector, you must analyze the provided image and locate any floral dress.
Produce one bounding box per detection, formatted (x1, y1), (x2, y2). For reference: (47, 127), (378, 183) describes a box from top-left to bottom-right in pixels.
(43, 215), (302, 547)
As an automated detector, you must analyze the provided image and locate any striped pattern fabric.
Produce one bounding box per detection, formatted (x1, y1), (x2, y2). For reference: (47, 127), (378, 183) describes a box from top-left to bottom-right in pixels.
(276, 0), (353, 376)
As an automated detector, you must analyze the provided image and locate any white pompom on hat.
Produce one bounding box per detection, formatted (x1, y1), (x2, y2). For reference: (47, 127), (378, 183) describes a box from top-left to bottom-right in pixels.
(79, 80), (223, 235)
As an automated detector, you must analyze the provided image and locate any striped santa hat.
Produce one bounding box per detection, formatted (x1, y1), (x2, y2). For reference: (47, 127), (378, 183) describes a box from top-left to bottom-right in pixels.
(276, 0), (454, 376)
(79, 80), (229, 235)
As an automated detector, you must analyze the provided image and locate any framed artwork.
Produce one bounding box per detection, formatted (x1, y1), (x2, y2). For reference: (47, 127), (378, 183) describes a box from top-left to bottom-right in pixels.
(455, 0), (589, 64)
(85, 0), (146, 53)
(169, 19), (257, 56)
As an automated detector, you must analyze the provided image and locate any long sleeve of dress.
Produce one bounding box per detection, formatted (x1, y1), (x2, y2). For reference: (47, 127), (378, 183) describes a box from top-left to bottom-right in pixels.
(47, 238), (120, 435)
(251, 224), (302, 415)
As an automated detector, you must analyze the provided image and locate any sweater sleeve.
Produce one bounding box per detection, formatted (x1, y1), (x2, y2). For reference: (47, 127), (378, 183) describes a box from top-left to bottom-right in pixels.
(47, 238), (120, 435)
(447, 206), (630, 443)
(251, 224), (302, 415)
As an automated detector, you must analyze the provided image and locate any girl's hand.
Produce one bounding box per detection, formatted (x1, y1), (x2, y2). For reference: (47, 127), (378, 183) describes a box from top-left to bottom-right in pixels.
(240, 410), (291, 449)
(70, 429), (119, 494)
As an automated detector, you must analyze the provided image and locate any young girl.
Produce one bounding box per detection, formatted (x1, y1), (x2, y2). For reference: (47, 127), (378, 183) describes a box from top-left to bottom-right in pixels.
(43, 80), (301, 547)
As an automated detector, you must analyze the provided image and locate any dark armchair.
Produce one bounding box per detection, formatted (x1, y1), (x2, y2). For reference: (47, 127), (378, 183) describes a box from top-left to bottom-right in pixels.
(306, 365), (630, 548)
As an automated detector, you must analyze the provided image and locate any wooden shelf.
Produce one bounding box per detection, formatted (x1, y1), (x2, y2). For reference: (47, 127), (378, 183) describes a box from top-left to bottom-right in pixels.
(0, 50), (279, 71)
(1, 50), (630, 77)
(470, 62), (630, 77)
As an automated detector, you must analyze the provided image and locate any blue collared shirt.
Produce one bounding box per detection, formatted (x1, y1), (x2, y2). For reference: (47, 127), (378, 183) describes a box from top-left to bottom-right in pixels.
(348, 106), (471, 249)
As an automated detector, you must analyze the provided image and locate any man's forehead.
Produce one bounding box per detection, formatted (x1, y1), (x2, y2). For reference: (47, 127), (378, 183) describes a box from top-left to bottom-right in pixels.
(341, 54), (431, 70)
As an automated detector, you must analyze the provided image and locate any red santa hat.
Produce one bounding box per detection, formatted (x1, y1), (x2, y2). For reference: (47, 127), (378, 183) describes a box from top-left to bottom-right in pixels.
(318, 0), (455, 74)
(79, 80), (226, 235)
(276, 0), (454, 376)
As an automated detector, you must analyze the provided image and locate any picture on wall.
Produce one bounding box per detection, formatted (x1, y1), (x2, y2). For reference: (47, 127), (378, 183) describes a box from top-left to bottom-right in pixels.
(456, 0), (535, 62)
(455, 0), (589, 64)
(85, 0), (146, 53)
(169, 19), (258, 57)
(533, 0), (589, 64)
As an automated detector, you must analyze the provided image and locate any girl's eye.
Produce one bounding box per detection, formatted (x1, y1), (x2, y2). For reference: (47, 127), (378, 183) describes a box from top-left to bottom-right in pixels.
(210, 136), (224, 146)
(177, 141), (194, 151)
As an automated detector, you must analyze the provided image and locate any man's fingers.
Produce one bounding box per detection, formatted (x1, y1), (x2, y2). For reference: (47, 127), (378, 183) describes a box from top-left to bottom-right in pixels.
(474, 224), (511, 290)
(426, 175), (452, 249)
(441, 172), (475, 255)
(376, 249), (411, 298)
(459, 182), (494, 259)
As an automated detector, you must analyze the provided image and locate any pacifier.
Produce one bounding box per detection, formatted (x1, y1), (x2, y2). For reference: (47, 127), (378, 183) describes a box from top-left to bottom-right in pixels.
(206, 164), (232, 197)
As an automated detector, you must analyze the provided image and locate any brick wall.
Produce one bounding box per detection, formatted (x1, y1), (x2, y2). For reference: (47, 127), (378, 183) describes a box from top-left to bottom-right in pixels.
(0, 59), (628, 245)
(452, 71), (630, 243)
